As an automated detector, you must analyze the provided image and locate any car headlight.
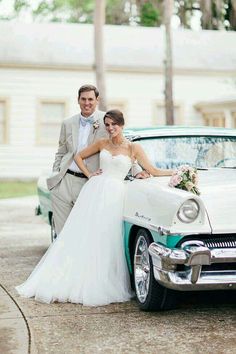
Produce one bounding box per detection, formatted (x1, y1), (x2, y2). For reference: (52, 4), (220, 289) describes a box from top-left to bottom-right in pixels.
(177, 199), (200, 223)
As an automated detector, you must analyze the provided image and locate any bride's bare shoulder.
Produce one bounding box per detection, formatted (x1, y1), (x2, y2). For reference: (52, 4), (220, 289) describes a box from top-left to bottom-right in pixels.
(97, 138), (110, 149)
(132, 142), (142, 152)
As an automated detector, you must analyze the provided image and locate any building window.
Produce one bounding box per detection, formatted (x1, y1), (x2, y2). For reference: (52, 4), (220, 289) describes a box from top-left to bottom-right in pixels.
(38, 101), (67, 145)
(107, 101), (128, 120)
(204, 112), (225, 127)
(231, 111), (236, 128)
(195, 101), (236, 128)
(0, 100), (7, 144)
(153, 102), (183, 125)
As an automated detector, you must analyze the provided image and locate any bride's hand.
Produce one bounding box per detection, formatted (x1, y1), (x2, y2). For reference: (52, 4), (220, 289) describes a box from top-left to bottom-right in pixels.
(135, 170), (151, 179)
(88, 168), (103, 179)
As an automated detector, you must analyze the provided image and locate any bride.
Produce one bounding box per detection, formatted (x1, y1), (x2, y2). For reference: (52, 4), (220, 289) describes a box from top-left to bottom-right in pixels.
(16, 109), (172, 306)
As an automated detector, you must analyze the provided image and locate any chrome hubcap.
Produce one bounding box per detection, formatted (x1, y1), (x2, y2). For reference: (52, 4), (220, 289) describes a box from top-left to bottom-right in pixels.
(134, 235), (150, 303)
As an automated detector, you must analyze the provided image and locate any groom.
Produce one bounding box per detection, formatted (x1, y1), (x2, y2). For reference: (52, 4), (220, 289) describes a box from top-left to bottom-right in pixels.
(47, 84), (147, 235)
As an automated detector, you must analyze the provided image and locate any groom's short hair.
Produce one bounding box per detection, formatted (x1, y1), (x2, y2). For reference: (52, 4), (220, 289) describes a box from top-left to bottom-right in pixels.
(78, 85), (99, 99)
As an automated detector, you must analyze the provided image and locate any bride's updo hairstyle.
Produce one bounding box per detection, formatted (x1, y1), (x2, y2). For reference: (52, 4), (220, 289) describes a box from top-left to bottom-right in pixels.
(104, 109), (125, 126)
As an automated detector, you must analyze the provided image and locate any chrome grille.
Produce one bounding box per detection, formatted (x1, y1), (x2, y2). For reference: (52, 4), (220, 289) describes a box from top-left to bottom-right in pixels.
(203, 236), (236, 248)
(178, 234), (236, 249)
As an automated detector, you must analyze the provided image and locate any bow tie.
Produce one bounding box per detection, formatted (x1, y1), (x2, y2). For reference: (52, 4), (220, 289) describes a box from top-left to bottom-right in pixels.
(80, 115), (95, 127)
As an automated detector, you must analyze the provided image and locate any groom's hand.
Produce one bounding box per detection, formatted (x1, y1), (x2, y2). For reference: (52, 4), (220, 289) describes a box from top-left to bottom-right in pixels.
(89, 168), (103, 178)
(135, 170), (151, 179)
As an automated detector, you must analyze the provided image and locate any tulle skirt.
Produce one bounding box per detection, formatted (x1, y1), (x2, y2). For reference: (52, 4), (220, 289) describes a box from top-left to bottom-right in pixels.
(16, 175), (132, 306)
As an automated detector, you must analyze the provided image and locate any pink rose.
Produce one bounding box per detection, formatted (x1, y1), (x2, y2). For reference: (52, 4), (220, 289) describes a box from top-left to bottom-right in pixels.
(169, 174), (182, 187)
(180, 165), (189, 172)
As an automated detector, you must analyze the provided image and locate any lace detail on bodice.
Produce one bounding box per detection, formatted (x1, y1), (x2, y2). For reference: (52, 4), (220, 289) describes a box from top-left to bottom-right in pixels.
(100, 149), (132, 180)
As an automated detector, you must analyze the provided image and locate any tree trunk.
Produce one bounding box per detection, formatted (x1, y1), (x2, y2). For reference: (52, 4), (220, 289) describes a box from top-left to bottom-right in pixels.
(94, 0), (107, 111)
(178, 0), (187, 27)
(199, 0), (212, 29)
(229, 0), (236, 30)
(164, 0), (174, 125)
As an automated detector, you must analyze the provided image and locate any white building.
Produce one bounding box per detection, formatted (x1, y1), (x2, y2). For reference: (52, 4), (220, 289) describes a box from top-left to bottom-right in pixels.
(0, 21), (236, 179)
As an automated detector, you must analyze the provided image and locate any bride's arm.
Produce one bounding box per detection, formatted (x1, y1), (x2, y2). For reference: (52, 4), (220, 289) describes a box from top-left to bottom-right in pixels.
(74, 139), (106, 178)
(133, 143), (173, 177)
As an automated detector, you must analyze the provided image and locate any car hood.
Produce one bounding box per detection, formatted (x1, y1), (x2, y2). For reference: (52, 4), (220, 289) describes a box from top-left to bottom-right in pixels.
(197, 169), (236, 233)
(156, 168), (236, 233)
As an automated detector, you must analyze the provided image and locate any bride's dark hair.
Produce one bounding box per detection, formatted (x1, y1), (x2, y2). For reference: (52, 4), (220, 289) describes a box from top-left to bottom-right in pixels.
(104, 109), (125, 126)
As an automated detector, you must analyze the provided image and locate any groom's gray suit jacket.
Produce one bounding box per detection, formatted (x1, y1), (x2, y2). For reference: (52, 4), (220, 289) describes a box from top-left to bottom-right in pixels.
(47, 110), (107, 190)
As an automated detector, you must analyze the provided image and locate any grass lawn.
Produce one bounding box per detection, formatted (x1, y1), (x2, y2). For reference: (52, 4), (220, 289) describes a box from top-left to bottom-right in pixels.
(0, 181), (37, 199)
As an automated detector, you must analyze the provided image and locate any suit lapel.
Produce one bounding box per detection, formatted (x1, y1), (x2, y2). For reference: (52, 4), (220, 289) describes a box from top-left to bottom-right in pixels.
(72, 114), (80, 153)
(87, 111), (100, 145)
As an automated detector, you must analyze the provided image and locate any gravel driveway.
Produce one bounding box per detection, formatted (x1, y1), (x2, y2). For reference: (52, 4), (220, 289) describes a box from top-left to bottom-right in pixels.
(0, 196), (235, 354)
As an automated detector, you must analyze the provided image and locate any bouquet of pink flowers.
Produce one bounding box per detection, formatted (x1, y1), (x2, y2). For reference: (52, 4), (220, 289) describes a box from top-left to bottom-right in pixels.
(169, 165), (200, 195)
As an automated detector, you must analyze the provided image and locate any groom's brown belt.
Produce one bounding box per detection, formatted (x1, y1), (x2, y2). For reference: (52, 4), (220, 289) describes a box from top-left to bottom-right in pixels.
(66, 169), (88, 178)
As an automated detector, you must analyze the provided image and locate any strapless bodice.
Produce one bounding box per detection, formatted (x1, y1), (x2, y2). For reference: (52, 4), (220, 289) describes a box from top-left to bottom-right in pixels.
(99, 149), (132, 180)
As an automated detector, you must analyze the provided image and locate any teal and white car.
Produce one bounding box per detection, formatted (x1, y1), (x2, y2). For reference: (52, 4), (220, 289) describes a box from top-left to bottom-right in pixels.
(36, 126), (236, 310)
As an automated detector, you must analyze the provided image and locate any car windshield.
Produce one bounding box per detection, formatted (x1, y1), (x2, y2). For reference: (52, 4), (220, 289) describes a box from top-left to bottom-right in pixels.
(136, 135), (236, 169)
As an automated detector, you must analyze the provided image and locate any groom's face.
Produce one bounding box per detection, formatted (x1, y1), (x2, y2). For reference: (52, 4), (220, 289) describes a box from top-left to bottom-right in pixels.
(78, 90), (98, 117)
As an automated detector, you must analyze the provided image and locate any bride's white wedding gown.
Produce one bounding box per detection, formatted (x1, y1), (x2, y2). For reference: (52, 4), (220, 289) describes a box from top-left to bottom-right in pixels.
(16, 149), (133, 306)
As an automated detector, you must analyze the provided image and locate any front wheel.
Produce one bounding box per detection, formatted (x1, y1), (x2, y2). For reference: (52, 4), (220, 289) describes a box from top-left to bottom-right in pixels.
(133, 228), (177, 311)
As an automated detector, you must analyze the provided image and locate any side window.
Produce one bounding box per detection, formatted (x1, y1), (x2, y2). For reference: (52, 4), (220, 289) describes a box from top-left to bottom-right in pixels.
(37, 101), (67, 145)
(0, 99), (8, 144)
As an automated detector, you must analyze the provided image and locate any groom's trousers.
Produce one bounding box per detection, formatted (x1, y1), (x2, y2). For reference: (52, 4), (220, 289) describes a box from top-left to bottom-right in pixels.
(50, 173), (87, 235)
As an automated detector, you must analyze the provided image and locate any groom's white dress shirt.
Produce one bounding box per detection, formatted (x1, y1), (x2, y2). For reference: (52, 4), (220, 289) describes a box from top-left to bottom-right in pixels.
(68, 114), (93, 173)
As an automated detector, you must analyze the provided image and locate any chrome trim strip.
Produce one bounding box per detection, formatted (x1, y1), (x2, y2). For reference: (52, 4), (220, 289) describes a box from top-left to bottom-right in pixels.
(123, 217), (174, 235)
(125, 130), (236, 140)
(123, 217), (211, 237)
(123, 216), (161, 233)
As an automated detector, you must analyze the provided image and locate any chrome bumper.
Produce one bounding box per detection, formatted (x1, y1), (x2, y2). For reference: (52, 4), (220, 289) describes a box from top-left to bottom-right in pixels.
(149, 241), (236, 291)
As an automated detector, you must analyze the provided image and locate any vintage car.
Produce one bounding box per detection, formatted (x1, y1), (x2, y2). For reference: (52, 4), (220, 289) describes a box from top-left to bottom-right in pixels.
(36, 126), (236, 310)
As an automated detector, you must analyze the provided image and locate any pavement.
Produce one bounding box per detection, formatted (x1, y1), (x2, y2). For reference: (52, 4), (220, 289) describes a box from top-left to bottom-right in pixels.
(0, 196), (236, 354)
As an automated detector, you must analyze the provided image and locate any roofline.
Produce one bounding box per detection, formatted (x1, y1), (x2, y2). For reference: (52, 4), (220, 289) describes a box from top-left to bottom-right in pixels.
(0, 62), (235, 76)
(195, 99), (236, 109)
